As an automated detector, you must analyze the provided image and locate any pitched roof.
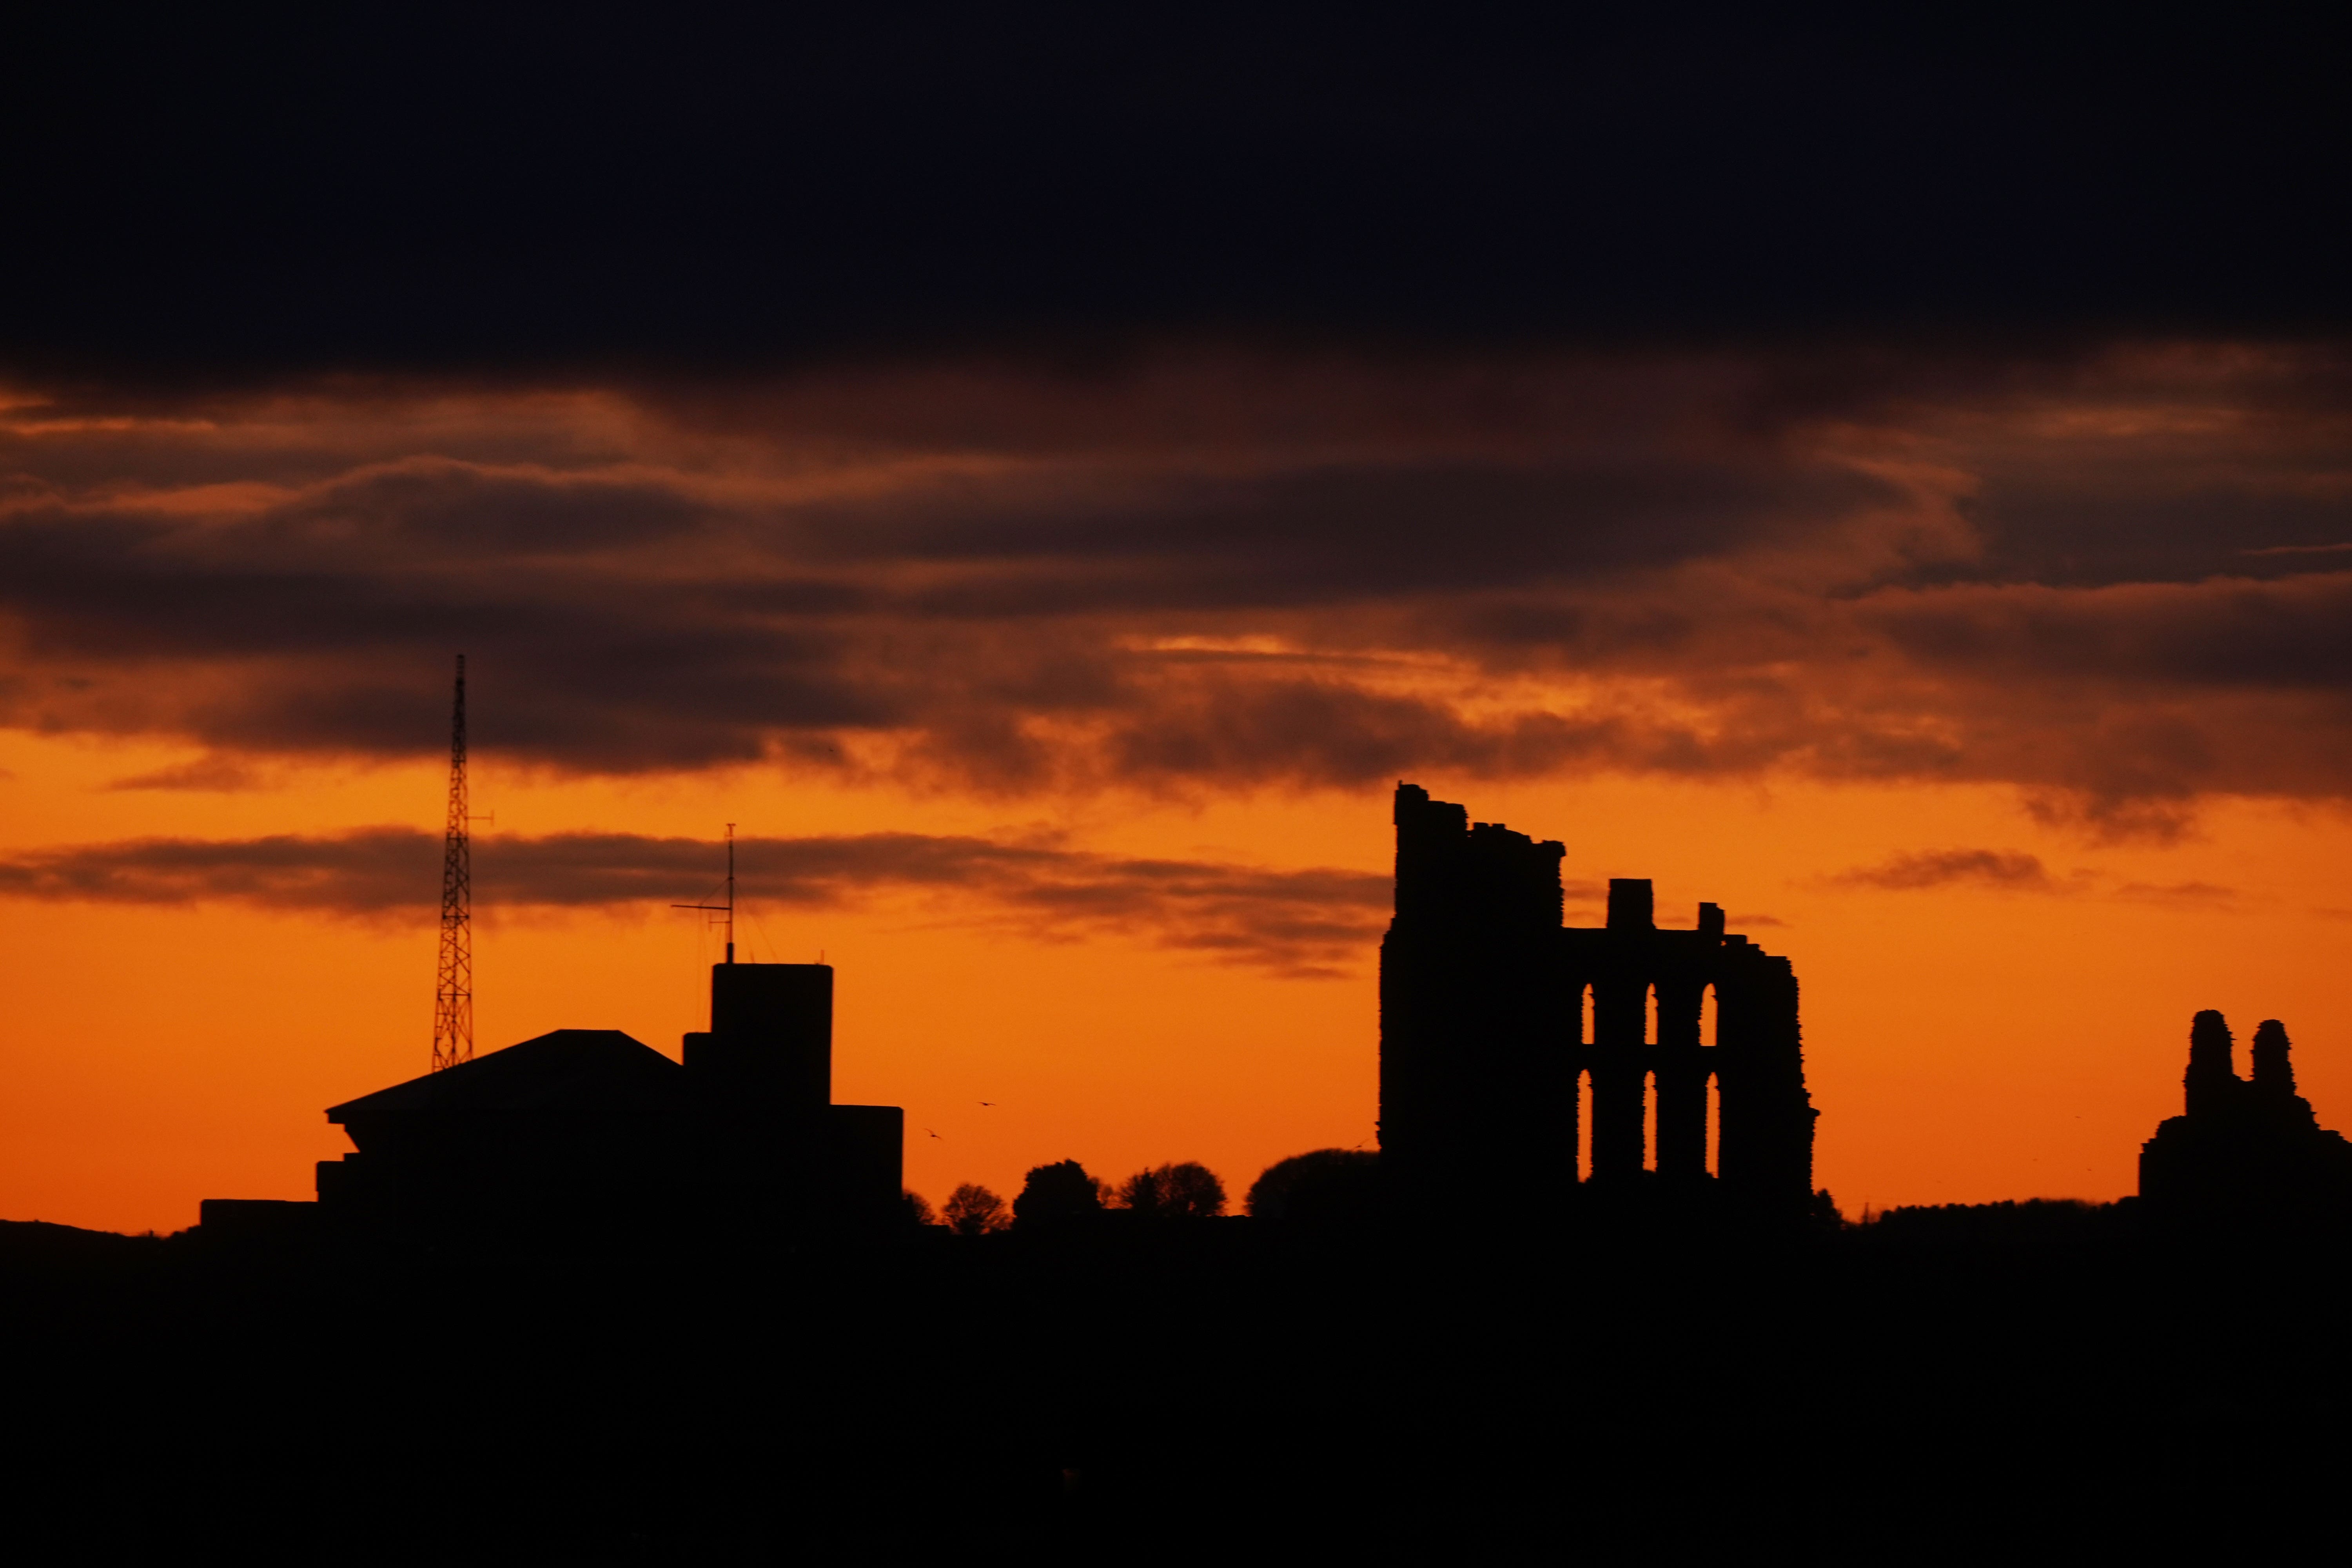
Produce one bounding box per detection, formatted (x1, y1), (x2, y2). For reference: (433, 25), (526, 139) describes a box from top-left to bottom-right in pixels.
(326, 1029), (682, 1123)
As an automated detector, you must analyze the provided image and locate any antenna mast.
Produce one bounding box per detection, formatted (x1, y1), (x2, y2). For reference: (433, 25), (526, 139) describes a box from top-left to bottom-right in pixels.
(672, 822), (737, 964)
(431, 655), (474, 1071)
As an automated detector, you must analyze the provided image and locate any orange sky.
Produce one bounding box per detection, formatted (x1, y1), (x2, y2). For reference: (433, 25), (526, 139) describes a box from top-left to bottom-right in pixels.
(4, 724), (2346, 1233)
(3, 348), (2350, 1232)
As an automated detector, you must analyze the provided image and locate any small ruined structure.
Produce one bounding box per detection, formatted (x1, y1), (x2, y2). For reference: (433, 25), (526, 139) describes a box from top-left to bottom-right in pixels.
(2139, 1010), (2352, 1218)
(1379, 783), (1816, 1222)
(206, 960), (902, 1245)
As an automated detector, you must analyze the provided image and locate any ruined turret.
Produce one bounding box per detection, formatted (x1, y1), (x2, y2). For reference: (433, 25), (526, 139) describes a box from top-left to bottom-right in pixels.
(2250, 1018), (2297, 1099)
(2183, 1009), (2238, 1121)
(2140, 1011), (2352, 1220)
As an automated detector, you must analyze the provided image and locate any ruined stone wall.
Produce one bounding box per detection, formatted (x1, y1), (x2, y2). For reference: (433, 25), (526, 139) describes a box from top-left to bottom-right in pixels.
(1378, 782), (1817, 1224)
(1379, 785), (1568, 1217)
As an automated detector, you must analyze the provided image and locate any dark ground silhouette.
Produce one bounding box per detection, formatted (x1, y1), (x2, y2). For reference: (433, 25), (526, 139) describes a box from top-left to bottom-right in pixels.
(3, 1207), (2344, 1559)
(24, 791), (2351, 1555)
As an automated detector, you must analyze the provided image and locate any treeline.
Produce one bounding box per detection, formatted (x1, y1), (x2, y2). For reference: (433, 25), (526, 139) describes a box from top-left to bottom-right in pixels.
(907, 1147), (1383, 1236)
(1854, 1197), (2127, 1245)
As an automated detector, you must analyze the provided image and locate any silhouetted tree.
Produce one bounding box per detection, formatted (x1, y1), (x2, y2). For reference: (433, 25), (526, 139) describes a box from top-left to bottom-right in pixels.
(942, 1183), (1008, 1236)
(1247, 1149), (1381, 1225)
(1114, 1161), (1227, 1218)
(1116, 1166), (1162, 1214)
(1013, 1160), (1105, 1227)
(899, 1189), (937, 1227)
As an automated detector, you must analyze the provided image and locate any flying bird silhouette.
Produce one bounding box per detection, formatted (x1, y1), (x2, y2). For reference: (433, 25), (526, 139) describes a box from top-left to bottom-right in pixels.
(926, 1128), (941, 1139)
(979, 1101), (995, 1107)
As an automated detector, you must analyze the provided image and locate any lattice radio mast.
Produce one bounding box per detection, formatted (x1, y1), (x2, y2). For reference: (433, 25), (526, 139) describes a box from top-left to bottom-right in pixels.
(431, 654), (474, 1071)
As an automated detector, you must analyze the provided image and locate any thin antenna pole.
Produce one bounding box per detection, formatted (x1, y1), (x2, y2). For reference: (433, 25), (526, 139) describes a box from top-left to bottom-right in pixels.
(431, 655), (474, 1072)
(672, 823), (740, 963)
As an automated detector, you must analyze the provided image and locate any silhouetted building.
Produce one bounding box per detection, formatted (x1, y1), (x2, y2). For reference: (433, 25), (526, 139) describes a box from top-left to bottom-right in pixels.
(304, 961), (902, 1243)
(2139, 1011), (2352, 1219)
(1379, 783), (1816, 1222)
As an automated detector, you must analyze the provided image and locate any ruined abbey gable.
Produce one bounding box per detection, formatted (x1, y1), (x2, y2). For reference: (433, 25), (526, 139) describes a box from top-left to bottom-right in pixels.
(1377, 783), (1817, 1221)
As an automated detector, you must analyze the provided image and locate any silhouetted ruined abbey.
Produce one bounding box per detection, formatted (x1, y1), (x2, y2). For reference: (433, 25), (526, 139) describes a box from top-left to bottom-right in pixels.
(1379, 783), (1816, 1221)
(2140, 1010), (2352, 1218)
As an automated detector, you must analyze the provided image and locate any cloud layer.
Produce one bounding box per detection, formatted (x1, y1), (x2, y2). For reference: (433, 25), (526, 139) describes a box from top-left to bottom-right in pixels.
(0, 829), (1390, 979)
(2, 344), (2349, 830)
(1829, 849), (2059, 893)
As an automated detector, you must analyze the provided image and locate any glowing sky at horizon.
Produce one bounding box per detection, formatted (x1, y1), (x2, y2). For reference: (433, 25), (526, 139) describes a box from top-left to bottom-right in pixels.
(3, 345), (2348, 1232)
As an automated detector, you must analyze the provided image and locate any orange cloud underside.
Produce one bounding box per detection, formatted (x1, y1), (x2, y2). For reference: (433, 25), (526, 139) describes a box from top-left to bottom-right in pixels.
(2, 730), (2346, 1232)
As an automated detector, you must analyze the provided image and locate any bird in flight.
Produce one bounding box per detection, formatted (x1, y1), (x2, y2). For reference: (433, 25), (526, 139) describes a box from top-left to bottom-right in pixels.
(979, 1101), (995, 1107)
(926, 1128), (942, 1139)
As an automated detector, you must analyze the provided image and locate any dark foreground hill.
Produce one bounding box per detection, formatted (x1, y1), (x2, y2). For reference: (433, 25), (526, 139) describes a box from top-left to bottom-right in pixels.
(2, 1208), (2344, 1559)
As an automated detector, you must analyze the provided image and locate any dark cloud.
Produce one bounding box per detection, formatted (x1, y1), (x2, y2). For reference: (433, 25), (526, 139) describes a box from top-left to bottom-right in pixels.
(0, 829), (1389, 979)
(2020, 791), (2200, 848)
(838, 457), (1891, 606)
(0, 828), (439, 914)
(1099, 681), (1627, 794)
(104, 757), (262, 793)
(4, 11), (2349, 383)
(0, 368), (1906, 779)
(2110, 881), (2236, 908)
(1867, 576), (2352, 691)
(1828, 855), (2245, 907)
(272, 461), (716, 554)
(1828, 850), (2059, 893)
(2, 346), (2351, 822)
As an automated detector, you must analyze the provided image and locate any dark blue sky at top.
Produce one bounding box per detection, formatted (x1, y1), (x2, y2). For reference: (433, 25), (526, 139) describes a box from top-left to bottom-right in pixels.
(5, 3), (2348, 380)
